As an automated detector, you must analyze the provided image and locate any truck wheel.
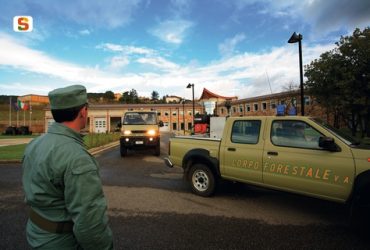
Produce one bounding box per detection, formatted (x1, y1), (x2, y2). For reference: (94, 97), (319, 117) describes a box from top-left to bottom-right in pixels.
(349, 187), (370, 231)
(189, 164), (215, 197)
(120, 145), (127, 157)
(154, 142), (160, 156)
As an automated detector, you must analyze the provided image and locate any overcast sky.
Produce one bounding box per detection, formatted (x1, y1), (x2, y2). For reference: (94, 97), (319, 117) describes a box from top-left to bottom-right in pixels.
(0, 0), (369, 100)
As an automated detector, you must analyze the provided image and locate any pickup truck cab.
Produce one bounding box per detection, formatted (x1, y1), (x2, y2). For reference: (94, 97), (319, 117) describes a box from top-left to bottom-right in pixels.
(120, 111), (163, 156)
(165, 116), (370, 223)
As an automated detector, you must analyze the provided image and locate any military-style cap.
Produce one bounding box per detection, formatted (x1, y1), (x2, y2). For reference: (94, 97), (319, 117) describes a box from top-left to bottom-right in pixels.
(48, 85), (87, 110)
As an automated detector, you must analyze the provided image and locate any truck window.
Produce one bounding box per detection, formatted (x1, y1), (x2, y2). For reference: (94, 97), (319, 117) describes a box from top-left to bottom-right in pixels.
(123, 112), (157, 125)
(231, 120), (261, 144)
(271, 120), (322, 149)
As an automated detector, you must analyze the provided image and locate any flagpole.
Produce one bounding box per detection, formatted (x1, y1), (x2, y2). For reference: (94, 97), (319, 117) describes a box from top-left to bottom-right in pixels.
(9, 96), (12, 126)
(29, 101), (32, 131)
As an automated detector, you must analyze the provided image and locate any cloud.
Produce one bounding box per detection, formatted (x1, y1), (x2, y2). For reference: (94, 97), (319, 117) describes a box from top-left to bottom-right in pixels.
(149, 19), (193, 44)
(109, 56), (130, 69)
(218, 33), (246, 57)
(169, 0), (192, 16)
(0, 32), (335, 100)
(223, 0), (370, 35)
(136, 57), (180, 71)
(300, 0), (370, 34)
(97, 43), (154, 55)
(1, 0), (143, 29)
(79, 29), (91, 35)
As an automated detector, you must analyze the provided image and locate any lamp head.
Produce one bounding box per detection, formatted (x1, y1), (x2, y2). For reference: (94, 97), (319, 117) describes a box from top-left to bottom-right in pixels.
(187, 83), (193, 88)
(288, 32), (302, 43)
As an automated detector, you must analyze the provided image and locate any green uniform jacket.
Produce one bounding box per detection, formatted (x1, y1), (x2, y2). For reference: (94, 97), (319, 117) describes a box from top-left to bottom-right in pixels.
(22, 123), (113, 249)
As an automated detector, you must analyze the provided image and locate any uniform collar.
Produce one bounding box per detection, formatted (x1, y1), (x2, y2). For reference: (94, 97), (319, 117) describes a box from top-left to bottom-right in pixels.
(48, 122), (84, 145)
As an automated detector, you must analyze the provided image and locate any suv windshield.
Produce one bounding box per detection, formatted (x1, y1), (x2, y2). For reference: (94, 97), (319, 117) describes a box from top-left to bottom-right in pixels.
(311, 118), (360, 146)
(123, 112), (157, 125)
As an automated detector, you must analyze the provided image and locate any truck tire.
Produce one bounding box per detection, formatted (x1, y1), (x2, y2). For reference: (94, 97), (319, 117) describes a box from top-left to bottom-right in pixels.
(120, 145), (127, 157)
(189, 163), (215, 197)
(154, 142), (160, 156)
(349, 186), (370, 231)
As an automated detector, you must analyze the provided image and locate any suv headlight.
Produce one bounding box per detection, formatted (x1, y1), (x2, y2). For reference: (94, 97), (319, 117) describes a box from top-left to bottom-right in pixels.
(123, 130), (132, 135)
(147, 129), (156, 136)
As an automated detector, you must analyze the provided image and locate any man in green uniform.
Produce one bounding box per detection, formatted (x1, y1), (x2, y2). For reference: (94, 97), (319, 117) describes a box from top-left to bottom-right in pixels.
(22, 85), (113, 249)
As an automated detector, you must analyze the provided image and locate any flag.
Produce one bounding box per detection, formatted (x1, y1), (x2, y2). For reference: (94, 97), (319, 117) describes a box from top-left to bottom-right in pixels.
(17, 100), (27, 110)
(18, 100), (23, 110)
(12, 101), (20, 111)
(23, 103), (29, 110)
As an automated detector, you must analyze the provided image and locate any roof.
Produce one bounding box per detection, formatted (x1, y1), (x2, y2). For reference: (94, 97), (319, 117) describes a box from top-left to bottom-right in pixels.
(199, 88), (237, 100)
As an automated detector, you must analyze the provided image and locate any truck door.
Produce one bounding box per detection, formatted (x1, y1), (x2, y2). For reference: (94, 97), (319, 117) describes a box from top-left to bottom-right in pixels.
(220, 118), (264, 184)
(263, 119), (354, 202)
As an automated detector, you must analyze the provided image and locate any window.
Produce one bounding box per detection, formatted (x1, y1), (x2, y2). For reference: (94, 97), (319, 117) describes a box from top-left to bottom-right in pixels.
(232, 107), (236, 113)
(304, 96), (311, 105)
(172, 123), (177, 130)
(231, 120), (261, 144)
(164, 112), (169, 116)
(271, 120), (323, 149)
(172, 111), (177, 116)
(270, 101), (276, 109)
(239, 105), (243, 113)
(246, 104), (251, 112)
(253, 103), (259, 111)
(262, 102), (267, 110)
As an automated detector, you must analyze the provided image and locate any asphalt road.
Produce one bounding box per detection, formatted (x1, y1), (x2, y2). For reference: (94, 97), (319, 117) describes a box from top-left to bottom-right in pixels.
(1, 133), (370, 249)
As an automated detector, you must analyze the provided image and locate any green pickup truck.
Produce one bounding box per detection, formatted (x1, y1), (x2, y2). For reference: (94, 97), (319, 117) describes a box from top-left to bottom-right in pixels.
(164, 116), (370, 223)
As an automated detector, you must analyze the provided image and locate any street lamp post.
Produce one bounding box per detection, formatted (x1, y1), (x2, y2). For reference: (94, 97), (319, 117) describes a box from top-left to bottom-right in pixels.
(186, 83), (195, 130)
(288, 32), (304, 116)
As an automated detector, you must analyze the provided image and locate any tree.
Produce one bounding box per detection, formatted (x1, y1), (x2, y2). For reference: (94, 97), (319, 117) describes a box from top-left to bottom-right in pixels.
(103, 91), (115, 103)
(305, 27), (370, 136)
(151, 91), (159, 102)
(119, 89), (140, 104)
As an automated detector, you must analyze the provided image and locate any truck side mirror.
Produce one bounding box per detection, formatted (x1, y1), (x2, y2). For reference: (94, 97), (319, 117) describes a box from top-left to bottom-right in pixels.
(159, 121), (164, 127)
(319, 136), (340, 152)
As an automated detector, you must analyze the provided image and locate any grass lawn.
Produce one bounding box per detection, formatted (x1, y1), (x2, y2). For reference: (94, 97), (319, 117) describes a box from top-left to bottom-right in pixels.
(0, 135), (37, 139)
(0, 133), (120, 161)
(0, 144), (27, 160)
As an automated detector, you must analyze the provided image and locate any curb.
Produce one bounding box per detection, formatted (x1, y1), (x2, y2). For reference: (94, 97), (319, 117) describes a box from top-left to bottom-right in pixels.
(88, 141), (120, 155)
(0, 141), (120, 164)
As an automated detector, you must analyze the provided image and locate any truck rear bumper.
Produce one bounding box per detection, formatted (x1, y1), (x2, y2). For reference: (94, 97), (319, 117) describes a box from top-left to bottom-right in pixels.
(163, 157), (174, 168)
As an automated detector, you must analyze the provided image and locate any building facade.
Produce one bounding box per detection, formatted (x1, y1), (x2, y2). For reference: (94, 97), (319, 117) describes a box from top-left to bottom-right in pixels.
(44, 89), (325, 134)
(45, 103), (203, 133)
(18, 94), (49, 105)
